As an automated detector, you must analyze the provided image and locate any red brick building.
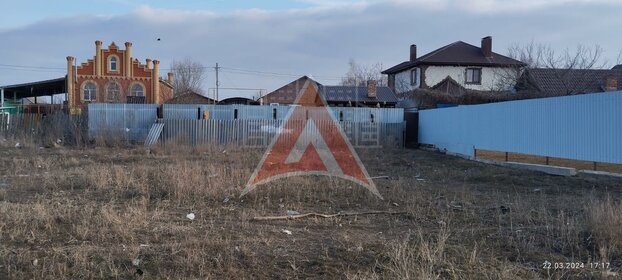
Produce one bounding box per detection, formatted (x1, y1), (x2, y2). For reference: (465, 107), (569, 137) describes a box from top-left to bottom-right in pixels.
(66, 41), (173, 114)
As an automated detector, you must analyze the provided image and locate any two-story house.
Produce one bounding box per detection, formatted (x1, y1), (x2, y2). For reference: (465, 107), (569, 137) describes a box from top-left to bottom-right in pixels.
(66, 41), (174, 114)
(382, 36), (525, 108)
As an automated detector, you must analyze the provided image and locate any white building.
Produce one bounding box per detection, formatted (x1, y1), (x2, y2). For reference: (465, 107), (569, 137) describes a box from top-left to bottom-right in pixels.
(382, 36), (526, 108)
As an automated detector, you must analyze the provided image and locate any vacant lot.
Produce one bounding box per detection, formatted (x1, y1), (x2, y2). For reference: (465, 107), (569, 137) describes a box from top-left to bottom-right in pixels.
(1, 141), (621, 279)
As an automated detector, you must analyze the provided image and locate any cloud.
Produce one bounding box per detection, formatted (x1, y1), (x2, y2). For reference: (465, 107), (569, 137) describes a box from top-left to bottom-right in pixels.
(1, 0), (621, 99)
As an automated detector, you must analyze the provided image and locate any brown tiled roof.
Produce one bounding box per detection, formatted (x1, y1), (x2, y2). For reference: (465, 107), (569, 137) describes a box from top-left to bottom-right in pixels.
(165, 91), (216, 104)
(262, 76), (398, 105)
(262, 76), (311, 105)
(382, 41), (525, 74)
(429, 76), (469, 96)
(518, 68), (622, 96)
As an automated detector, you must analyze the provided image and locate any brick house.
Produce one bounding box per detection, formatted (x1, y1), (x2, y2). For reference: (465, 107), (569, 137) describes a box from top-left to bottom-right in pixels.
(66, 41), (173, 114)
(165, 90), (216, 104)
(262, 76), (398, 107)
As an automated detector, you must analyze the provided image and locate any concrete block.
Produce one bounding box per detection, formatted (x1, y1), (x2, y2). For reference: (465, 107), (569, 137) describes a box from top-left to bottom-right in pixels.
(578, 170), (622, 178)
(504, 161), (577, 176)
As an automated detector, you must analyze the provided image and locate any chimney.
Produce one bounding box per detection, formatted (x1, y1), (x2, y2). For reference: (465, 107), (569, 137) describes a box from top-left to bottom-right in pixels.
(167, 72), (174, 83)
(66, 56), (75, 110)
(152, 60), (160, 104)
(124, 42), (132, 78)
(410, 44), (417, 62)
(367, 80), (377, 98)
(481, 36), (492, 58)
(95, 40), (102, 76)
(605, 76), (618, 91)
(145, 58), (152, 69)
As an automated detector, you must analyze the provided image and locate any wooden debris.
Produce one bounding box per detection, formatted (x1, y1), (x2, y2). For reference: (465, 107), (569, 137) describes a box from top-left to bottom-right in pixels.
(252, 211), (408, 221)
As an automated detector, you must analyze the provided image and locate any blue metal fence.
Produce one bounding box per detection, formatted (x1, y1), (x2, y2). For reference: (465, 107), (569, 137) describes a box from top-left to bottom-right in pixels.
(418, 91), (622, 164)
(88, 103), (158, 141)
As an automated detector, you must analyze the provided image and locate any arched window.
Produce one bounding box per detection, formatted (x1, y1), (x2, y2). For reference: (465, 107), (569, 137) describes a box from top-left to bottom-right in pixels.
(130, 83), (144, 96)
(83, 82), (97, 101)
(109, 56), (118, 72)
(107, 82), (121, 102)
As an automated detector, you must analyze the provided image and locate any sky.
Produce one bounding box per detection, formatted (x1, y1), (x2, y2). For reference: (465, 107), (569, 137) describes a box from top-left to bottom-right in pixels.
(1, 0), (622, 100)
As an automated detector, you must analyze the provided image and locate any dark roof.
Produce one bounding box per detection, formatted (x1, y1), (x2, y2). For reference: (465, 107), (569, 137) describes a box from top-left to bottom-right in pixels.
(429, 76), (470, 96)
(262, 76), (398, 105)
(218, 97), (259, 105)
(165, 91), (216, 104)
(382, 41), (526, 74)
(320, 85), (398, 104)
(1, 77), (66, 99)
(518, 68), (622, 96)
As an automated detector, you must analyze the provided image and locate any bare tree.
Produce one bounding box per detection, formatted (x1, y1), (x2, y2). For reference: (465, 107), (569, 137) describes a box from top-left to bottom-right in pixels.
(170, 57), (206, 95)
(340, 59), (387, 86)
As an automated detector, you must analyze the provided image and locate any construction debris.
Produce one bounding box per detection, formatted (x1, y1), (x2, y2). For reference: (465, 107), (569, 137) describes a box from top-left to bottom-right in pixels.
(252, 211), (408, 221)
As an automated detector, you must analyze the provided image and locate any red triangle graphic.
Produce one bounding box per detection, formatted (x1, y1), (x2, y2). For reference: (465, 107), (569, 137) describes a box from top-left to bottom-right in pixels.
(242, 79), (382, 198)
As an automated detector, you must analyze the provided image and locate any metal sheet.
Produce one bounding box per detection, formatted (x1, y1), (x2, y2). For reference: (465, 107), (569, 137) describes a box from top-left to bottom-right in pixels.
(419, 91), (622, 164)
(88, 103), (158, 142)
(161, 119), (403, 148)
(163, 104), (404, 123)
(144, 123), (164, 147)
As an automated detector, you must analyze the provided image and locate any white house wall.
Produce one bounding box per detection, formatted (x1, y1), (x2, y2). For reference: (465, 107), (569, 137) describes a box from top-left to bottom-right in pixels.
(394, 70), (420, 93)
(424, 66), (517, 91)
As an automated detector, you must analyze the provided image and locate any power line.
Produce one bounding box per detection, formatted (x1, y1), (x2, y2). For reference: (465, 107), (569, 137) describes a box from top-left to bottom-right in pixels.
(215, 63), (220, 101)
(0, 63), (65, 70)
(0, 62), (350, 81)
(0, 67), (65, 73)
(220, 66), (345, 80)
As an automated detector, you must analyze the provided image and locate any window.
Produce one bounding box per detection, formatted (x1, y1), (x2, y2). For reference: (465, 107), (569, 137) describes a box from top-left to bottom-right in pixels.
(83, 82), (97, 101)
(107, 82), (121, 102)
(109, 56), (118, 72)
(410, 68), (419, 86)
(465, 68), (482, 84)
(130, 83), (144, 96)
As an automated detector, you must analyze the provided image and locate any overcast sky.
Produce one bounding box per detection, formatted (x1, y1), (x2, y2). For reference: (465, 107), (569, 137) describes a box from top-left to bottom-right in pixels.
(1, 0), (622, 99)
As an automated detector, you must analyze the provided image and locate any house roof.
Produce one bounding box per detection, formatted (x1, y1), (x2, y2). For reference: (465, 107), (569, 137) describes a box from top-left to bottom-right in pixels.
(1, 77), (66, 99)
(320, 85), (398, 103)
(262, 76), (398, 105)
(382, 41), (526, 74)
(218, 97), (259, 105)
(165, 90), (216, 104)
(262, 76), (312, 104)
(429, 76), (470, 96)
(519, 68), (622, 96)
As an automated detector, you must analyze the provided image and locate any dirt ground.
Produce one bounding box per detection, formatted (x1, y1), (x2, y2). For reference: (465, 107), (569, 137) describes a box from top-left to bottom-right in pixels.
(1, 143), (622, 279)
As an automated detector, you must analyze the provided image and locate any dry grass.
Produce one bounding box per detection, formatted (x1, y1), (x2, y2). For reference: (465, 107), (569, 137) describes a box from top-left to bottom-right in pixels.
(588, 197), (622, 262)
(0, 142), (621, 279)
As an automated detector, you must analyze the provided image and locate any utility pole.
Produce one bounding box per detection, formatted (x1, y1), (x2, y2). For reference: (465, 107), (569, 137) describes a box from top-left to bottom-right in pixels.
(215, 63), (220, 103)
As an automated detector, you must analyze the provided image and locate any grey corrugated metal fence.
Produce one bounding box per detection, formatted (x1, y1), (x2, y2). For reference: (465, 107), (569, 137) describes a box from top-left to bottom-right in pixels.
(88, 103), (158, 142)
(163, 104), (404, 123)
(88, 104), (404, 147)
(419, 91), (622, 164)
(160, 119), (403, 148)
